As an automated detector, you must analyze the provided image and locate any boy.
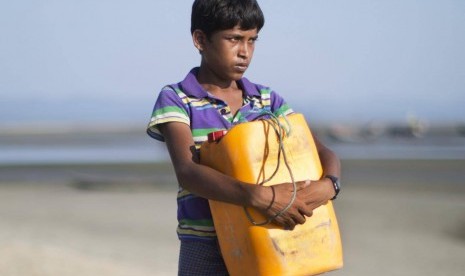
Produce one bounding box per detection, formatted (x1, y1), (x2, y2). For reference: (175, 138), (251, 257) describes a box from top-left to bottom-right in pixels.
(147, 0), (341, 275)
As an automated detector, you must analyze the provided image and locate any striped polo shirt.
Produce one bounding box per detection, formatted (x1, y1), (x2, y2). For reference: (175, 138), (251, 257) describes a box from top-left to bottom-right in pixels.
(147, 67), (293, 241)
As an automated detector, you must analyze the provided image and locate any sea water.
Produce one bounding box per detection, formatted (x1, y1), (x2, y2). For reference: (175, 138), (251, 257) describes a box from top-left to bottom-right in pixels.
(0, 129), (169, 165)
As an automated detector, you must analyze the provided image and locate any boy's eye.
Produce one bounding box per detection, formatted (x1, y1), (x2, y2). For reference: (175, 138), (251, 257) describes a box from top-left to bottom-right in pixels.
(249, 37), (258, 44)
(225, 36), (258, 44)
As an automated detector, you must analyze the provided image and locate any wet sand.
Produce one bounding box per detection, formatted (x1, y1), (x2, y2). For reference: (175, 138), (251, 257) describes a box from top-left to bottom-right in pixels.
(0, 160), (464, 275)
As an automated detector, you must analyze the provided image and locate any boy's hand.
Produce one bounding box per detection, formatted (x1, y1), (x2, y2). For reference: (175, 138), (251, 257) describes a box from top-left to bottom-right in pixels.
(259, 179), (335, 230)
(298, 178), (336, 210)
(259, 181), (314, 230)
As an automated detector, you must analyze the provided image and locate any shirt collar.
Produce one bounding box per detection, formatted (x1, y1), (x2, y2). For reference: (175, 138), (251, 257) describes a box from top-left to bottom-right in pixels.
(179, 67), (261, 98)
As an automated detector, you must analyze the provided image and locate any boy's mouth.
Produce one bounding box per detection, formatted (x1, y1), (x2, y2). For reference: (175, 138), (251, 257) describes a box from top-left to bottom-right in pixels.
(235, 63), (248, 72)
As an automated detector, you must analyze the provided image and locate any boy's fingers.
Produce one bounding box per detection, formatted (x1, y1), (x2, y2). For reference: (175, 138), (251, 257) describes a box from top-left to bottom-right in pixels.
(296, 180), (311, 190)
(299, 206), (313, 218)
(292, 212), (306, 225)
(273, 216), (287, 227)
(284, 218), (296, 230)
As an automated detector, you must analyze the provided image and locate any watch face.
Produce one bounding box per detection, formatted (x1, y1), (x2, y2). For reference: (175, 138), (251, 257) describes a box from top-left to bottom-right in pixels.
(335, 180), (341, 190)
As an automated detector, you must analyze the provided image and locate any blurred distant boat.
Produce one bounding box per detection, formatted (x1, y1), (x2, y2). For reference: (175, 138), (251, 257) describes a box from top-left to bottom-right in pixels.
(327, 114), (430, 142)
(386, 114), (428, 138)
(326, 122), (385, 143)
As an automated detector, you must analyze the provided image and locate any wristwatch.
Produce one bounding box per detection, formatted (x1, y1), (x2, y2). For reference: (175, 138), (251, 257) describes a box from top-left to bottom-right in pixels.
(325, 175), (340, 200)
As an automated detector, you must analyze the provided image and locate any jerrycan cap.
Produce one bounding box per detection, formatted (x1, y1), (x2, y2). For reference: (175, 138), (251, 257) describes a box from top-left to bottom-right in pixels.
(208, 130), (228, 143)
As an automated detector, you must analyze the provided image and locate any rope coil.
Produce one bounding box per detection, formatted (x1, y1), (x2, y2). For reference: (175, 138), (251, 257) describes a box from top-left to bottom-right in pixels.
(241, 110), (297, 226)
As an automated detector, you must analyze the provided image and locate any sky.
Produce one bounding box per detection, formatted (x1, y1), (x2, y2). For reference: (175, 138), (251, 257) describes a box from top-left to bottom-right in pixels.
(1, 0), (464, 127)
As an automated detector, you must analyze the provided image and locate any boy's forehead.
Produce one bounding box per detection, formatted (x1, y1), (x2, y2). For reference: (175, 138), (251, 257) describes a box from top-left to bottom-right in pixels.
(217, 25), (258, 35)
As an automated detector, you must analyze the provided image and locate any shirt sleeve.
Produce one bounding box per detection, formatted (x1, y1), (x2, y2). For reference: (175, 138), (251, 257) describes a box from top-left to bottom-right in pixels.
(146, 86), (190, 142)
(270, 90), (294, 117)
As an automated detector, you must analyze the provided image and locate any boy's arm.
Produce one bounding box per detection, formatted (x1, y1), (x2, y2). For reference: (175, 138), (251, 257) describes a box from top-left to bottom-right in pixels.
(314, 134), (341, 181)
(298, 134), (341, 210)
(159, 121), (314, 230)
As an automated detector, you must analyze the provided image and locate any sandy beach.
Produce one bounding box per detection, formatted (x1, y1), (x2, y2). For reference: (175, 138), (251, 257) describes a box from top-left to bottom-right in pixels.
(0, 159), (464, 276)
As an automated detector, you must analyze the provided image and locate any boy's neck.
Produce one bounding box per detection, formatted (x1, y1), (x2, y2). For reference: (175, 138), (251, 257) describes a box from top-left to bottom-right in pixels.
(196, 66), (241, 95)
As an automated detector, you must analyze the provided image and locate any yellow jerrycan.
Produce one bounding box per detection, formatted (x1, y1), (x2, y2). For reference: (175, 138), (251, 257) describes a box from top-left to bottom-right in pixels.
(200, 113), (343, 276)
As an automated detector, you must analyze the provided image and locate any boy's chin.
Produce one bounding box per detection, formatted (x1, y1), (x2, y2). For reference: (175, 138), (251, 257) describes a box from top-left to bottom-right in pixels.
(230, 71), (246, 80)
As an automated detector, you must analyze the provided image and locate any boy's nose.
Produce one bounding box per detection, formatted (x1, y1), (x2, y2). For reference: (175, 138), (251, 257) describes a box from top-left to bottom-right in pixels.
(238, 42), (251, 58)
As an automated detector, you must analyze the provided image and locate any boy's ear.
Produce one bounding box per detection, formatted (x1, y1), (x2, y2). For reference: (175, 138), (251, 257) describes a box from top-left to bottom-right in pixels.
(192, 29), (206, 52)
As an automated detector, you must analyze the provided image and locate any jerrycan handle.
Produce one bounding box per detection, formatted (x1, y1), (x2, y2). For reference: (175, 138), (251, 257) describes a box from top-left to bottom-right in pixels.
(207, 130), (228, 143)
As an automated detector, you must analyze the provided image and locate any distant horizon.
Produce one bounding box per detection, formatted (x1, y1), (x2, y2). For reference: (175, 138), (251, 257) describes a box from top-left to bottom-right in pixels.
(1, 110), (463, 137)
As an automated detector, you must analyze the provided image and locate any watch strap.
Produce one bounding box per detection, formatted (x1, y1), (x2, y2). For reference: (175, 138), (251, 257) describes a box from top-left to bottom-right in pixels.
(325, 175), (340, 200)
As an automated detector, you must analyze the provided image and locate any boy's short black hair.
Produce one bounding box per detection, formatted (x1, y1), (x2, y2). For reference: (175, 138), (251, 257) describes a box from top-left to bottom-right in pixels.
(191, 0), (265, 37)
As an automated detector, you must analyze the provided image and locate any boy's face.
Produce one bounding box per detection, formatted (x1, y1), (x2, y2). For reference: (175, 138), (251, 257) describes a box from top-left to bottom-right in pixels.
(195, 25), (258, 82)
